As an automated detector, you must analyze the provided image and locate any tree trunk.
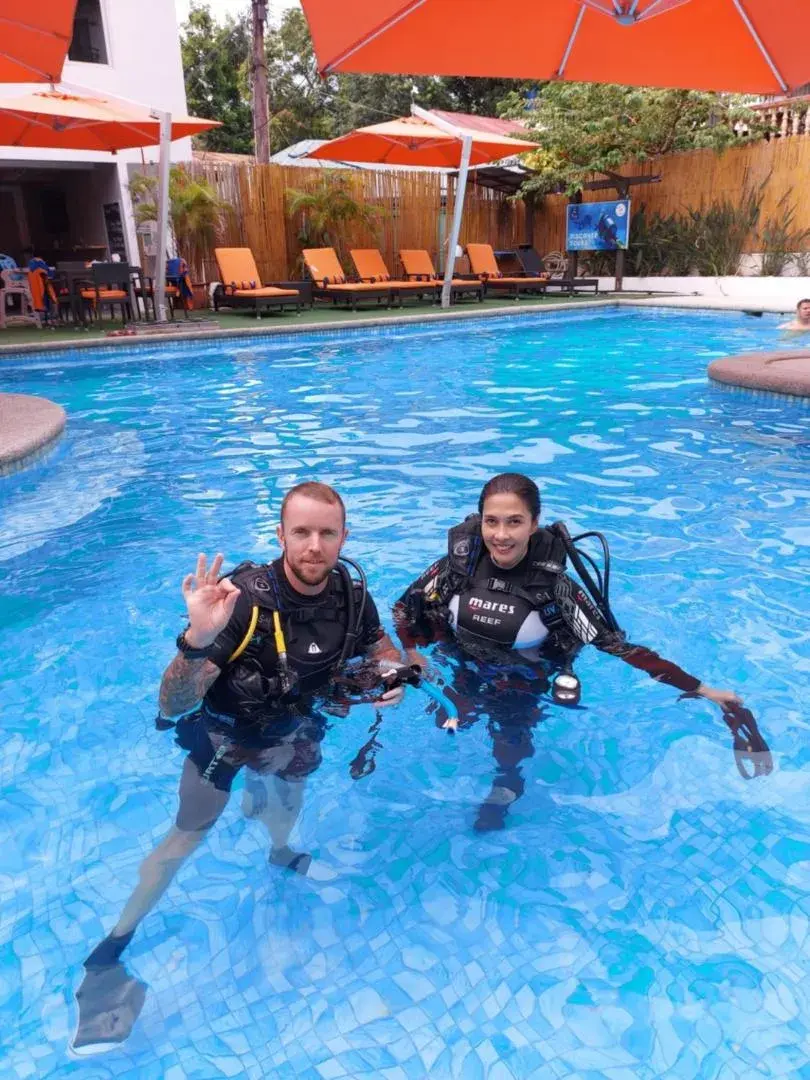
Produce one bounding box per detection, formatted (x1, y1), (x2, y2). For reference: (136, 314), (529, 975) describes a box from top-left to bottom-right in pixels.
(251, 1), (270, 164)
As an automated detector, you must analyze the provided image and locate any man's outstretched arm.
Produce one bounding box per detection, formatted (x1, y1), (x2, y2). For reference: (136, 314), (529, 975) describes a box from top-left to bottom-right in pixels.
(159, 655), (221, 717)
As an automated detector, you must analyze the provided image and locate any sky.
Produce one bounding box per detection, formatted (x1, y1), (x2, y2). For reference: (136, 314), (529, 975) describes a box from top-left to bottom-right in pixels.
(174, 0), (300, 26)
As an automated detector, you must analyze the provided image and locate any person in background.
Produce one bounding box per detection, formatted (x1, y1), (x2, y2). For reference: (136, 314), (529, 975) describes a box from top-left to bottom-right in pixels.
(779, 298), (810, 331)
(22, 246), (57, 323)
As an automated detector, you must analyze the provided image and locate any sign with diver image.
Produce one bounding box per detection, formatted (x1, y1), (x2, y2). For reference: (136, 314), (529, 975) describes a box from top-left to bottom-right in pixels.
(566, 199), (631, 251)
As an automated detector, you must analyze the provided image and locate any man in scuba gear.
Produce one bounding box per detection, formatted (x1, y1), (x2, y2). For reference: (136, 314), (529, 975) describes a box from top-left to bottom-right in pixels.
(80, 483), (404, 987)
(393, 472), (771, 831)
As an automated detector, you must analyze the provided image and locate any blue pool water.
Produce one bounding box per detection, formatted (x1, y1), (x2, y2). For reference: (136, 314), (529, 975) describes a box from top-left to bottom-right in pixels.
(2, 307), (810, 1079)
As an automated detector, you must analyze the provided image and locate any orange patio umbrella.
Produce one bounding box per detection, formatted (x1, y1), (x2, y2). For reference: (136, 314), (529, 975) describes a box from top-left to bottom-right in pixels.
(0, 1), (77, 83)
(307, 114), (535, 168)
(301, 0), (810, 95)
(0, 90), (220, 320)
(306, 107), (537, 307)
(0, 90), (219, 151)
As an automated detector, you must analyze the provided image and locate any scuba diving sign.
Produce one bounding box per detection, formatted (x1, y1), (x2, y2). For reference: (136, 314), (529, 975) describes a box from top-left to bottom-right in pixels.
(566, 200), (631, 251)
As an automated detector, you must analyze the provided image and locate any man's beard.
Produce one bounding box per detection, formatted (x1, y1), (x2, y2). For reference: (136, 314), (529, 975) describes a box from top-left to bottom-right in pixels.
(286, 556), (333, 588)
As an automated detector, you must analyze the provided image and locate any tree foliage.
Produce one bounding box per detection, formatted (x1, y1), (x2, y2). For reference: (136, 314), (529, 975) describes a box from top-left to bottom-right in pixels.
(180, 4), (521, 156)
(129, 166), (223, 275)
(181, 3), (253, 154)
(500, 82), (765, 196)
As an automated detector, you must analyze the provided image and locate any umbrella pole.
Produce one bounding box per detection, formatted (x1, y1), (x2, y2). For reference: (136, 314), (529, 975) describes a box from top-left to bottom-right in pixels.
(154, 111), (172, 323)
(442, 134), (472, 309)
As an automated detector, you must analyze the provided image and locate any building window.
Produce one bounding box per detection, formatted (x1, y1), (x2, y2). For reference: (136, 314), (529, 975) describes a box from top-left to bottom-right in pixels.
(68, 0), (108, 65)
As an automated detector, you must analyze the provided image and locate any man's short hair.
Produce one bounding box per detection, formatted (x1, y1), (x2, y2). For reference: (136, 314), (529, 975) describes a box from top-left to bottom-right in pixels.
(798, 299), (810, 308)
(280, 481), (346, 525)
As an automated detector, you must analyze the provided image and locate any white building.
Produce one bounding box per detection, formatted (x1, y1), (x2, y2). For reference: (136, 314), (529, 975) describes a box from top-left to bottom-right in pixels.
(0, 0), (192, 266)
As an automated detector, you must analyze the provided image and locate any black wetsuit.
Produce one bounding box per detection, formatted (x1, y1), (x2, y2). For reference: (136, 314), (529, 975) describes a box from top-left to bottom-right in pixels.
(174, 558), (384, 827)
(394, 547), (700, 829)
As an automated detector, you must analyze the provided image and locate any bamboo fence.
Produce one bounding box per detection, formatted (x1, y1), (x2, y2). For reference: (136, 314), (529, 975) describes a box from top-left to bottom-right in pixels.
(532, 137), (810, 256)
(450, 179), (529, 253)
(190, 161), (445, 282)
(185, 136), (810, 283)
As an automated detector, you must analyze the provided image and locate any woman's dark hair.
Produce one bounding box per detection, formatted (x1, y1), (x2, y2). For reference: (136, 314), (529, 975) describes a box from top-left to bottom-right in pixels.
(478, 473), (541, 520)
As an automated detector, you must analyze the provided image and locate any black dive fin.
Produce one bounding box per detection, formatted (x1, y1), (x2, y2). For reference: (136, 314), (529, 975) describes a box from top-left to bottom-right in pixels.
(70, 963), (147, 1056)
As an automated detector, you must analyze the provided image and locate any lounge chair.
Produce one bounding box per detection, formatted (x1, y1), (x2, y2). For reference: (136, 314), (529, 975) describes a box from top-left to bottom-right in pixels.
(398, 250), (483, 302)
(350, 249), (435, 306)
(213, 248), (303, 317)
(516, 245), (599, 295)
(466, 244), (548, 299)
(302, 248), (392, 310)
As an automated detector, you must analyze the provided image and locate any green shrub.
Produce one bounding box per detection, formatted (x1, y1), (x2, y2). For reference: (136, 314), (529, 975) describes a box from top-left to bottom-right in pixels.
(627, 184), (764, 277)
(689, 186), (763, 276)
(758, 191), (810, 276)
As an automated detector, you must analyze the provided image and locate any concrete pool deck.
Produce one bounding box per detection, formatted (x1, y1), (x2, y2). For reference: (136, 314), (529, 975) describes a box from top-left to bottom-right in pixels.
(0, 393), (66, 475)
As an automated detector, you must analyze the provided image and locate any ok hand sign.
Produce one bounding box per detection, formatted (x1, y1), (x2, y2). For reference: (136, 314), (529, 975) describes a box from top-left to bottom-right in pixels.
(181, 553), (241, 648)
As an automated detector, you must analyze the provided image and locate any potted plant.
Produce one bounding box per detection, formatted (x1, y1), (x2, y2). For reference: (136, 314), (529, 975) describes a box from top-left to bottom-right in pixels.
(286, 173), (384, 275)
(129, 165), (223, 307)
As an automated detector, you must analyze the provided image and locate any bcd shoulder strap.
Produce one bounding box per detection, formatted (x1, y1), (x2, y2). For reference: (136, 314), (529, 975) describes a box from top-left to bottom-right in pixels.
(224, 563), (349, 663)
(443, 515), (567, 598)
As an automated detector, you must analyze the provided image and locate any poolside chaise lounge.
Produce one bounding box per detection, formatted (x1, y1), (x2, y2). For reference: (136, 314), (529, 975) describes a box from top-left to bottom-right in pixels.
(302, 248), (392, 310)
(350, 249), (435, 306)
(515, 245), (599, 295)
(213, 248), (303, 317)
(397, 250), (483, 303)
(466, 244), (548, 299)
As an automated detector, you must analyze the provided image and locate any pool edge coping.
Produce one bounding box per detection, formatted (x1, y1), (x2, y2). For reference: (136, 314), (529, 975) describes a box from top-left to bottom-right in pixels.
(0, 297), (796, 361)
(0, 393), (67, 476)
(0, 298), (618, 358)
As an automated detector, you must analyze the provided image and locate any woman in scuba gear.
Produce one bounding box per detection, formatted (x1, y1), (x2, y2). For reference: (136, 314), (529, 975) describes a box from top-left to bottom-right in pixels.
(81, 483), (405, 983)
(393, 472), (771, 831)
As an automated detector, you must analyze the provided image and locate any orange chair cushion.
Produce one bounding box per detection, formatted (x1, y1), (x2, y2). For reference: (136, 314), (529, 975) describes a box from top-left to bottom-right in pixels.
(485, 276), (543, 285)
(302, 248), (347, 285)
(81, 288), (128, 300)
(137, 285), (179, 296)
(320, 282), (390, 292)
(215, 248), (263, 288)
(399, 250), (437, 278)
(466, 243), (500, 277)
(230, 286), (299, 298)
(350, 249), (392, 282)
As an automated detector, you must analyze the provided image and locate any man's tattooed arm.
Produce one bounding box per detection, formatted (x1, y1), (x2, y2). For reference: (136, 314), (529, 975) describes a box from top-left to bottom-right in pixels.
(158, 654), (221, 716)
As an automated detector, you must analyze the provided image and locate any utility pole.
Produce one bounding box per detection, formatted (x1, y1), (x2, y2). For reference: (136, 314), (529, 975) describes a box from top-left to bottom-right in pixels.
(251, 0), (270, 164)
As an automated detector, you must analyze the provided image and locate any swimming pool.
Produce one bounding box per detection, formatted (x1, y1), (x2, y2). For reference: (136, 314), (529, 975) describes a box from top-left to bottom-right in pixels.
(2, 306), (809, 1078)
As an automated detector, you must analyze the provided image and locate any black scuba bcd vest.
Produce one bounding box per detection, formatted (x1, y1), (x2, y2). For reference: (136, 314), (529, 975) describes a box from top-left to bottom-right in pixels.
(207, 561), (361, 719)
(430, 516), (585, 666)
(441, 514), (568, 605)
